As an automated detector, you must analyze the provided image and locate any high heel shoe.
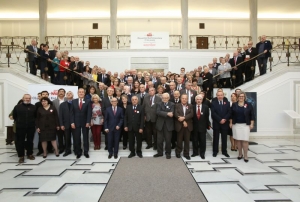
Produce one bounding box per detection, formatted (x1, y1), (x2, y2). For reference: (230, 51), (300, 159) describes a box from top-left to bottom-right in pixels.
(43, 155), (47, 158)
(237, 155), (243, 160)
(244, 158), (249, 163)
(55, 151), (59, 157)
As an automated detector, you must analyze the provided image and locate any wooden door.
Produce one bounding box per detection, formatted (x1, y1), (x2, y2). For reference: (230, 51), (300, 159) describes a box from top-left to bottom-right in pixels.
(196, 37), (208, 49)
(89, 37), (102, 49)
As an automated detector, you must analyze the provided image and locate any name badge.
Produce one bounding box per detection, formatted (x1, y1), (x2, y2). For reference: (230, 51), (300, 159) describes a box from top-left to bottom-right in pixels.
(201, 112), (203, 115)
(246, 55), (250, 58)
(82, 101), (85, 103)
(137, 111), (139, 113)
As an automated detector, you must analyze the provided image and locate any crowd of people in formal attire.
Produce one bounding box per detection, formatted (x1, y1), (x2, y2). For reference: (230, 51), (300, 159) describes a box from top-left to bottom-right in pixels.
(14, 36), (272, 164)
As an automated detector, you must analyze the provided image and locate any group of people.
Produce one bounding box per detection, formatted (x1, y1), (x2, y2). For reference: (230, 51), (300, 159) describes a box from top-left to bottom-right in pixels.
(24, 35), (272, 98)
(12, 80), (255, 164)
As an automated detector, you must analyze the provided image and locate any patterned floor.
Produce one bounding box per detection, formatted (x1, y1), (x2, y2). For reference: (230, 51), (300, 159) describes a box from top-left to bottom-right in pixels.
(1, 138), (300, 202)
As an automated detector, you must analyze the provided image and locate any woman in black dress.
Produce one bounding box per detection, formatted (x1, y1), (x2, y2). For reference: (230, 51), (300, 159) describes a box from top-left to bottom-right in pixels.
(36, 97), (60, 158)
(120, 94), (129, 149)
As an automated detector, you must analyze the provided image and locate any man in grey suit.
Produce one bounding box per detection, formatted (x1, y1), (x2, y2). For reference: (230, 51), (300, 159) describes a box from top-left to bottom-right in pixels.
(154, 93), (174, 159)
(53, 88), (67, 154)
(138, 84), (148, 105)
(142, 87), (162, 150)
(208, 62), (218, 87)
(24, 39), (39, 75)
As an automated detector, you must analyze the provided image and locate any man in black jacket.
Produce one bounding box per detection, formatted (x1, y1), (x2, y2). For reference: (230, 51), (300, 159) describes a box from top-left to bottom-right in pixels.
(256, 35), (272, 75)
(24, 39), (39, 75)
(13, 94), (36, 163)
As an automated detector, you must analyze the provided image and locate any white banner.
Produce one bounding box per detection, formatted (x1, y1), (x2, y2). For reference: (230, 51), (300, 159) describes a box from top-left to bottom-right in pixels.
(28, 84), (78, 104)
(130, 32), (169, 49)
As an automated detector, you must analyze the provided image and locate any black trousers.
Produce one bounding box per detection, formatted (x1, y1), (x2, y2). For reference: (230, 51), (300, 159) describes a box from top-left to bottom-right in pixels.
(120, 128), (128, 147)
(128, 131), (142, 155)
(64, 128), (72, 153)
(212, 125), (228, 154)
(15, 127), (35, 157)
(145, 121), (157, 147)
(176, 127), (190, 156)
(29, 60), (37, 75)
(157, 123), (172, 155)
(74, 127), (89, 155)
(192, 131), (206, 155)
(257, 57), (268, 75)
(245, 65), (255, 82)
(171, 130), (177, 147)
(57, 129), (65, 151)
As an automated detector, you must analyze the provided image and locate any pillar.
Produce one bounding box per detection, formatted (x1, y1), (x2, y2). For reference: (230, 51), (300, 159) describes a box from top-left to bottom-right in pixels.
(110, 0), (117, 49)
(181, 0), (188, 49)
(249, 0), (258, 44)
(39, 0), (47, 44)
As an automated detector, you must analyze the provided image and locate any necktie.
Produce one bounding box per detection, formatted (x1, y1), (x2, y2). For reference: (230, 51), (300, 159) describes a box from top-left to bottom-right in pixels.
(219, 101), (222, 112)
(197, 105), (201, 120)
(175, 99), (178, 103)
(113, 107), (116, 115)
(79, 99), (82, 110)
(150, 97), (153, 106)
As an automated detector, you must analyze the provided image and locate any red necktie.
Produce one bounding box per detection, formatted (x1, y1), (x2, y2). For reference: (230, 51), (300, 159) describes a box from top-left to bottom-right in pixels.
(79, 99), (82, 110)
(197, 105), (201, 120)
(113, 107), (116, 115)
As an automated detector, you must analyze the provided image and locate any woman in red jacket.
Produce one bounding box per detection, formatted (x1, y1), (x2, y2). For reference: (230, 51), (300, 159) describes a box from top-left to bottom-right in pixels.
(59, 55), (70, 85)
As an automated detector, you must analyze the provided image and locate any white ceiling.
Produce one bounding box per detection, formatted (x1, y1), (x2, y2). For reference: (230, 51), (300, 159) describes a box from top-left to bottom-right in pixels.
(0, 0), (299, 19)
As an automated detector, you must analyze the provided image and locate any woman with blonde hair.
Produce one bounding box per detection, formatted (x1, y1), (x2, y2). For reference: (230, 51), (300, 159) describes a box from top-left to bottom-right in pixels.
(90, 94), (103, 150)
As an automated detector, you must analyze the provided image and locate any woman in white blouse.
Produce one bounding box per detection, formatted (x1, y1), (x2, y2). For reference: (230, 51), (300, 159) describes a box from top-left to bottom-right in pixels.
(218, 58), (232, 88)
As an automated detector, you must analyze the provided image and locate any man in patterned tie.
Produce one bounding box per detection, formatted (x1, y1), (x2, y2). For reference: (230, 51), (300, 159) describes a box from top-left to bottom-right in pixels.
(192, 95), (211, 159)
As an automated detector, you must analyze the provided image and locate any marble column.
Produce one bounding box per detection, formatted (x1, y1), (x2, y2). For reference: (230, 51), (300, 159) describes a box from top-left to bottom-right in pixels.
(110, 0), (117, 49)
(39, 0), (47, 44)
(181, 0), (188, 49)
(249, 0), (258, 44)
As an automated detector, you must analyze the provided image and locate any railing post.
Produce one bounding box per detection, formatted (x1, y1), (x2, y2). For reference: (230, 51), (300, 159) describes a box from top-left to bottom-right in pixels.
(83, 36), (84, 50)
(287, 45), (290, 67)
(70, 36), (72, 50)
(11, 37), (14, 51)
(225, 36), (228, 50)
(214, 36), (216, 49)
(7, 46), (10, 68)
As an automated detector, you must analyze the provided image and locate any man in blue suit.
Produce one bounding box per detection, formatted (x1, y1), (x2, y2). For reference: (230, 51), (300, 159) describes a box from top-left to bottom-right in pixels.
(70, 88), (92, 159)
(104, 98), (124, 159)
(211, 91), (231, 157)
(256, 35), (272, 75)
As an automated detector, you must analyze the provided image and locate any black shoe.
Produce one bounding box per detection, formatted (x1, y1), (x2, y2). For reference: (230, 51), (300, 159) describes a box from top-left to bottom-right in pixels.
(114, 155), (118, 159)
(63, 152), (71, 157)
(176, 154), (180, 158)
(213, 153), (217, 157)
(200, 154), (205, 159)
(184, 156), (191, 160)
(166, 155), (171, 159)
(36, 151), (43, 156)
(43, 155), (47, 159)
(137, 154), (143, 158)
(153, 154), (163, 157)
(146, 145), (152, 149)
(108, 154), (112, 159)
(244, 159), (249, 163)
(191, 154), (198, 157)
(128, 153), (135, 158)
(105, 146), (108, 150)
(84, 154), (90, 158)
(56, 154), (59, 157)
(171, 144), (176, 149)
(153, 146), (157, 150)
(237, 155), (243, 160)
(123, 147), (127, 150)
(76, 154), (81, 159)
(222, 153), (230, 157)
(59, 150), (64, 154)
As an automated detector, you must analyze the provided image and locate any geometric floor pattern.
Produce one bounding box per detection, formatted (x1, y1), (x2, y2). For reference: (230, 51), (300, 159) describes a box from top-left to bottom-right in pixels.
(1, 138), (300, 202)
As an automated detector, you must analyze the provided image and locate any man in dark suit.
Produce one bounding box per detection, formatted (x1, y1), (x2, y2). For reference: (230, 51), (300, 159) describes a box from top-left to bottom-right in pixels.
(49, 45), (58, 60)
(59, 91), (74, 157)
(97, 83), (108, 100)
(104, 98), (124, 159)
(169, 90), (181, 149)
(137, 84), (148, 105)
(229, 51), (244, 88)
(154, 93), (174, 159)
(137, 72), (145, 84)
(211, 91), (231, 157)
(256, 35), (272, 76)
(143, 87), (162, 150)
(159, 77), (170, 93)
(174, 94), (194, 160)
(175, 77), (185, 91)
(24, 39), (39, 75)
(179, 81), (197, 105)
(168, 81), (176, 100)
(69, 56), (84, 87)
(101, 87), (115, 150)
(70, 88), (92, 159)
(52, 88), (67, 154)
(192, 95), (211, 159)
(245, 41), (258, 82)
(202, 67), (213, 99)
(97, 68), (111, 86)
(124, 95), (145, 158)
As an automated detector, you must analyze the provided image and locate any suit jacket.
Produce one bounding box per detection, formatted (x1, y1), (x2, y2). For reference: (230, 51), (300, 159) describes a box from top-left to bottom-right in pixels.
(59, 101), (72, 129)
(70, 98), (92, 127)
(143, 94), (162, 122)
(202, 72), (213, 90)
(211, 97), (229, 103)
(175, 83), (185, 91)
(213, 63), (220, 70)
(104, 106), (124, 131)
(210, 68), (218, 84)
(137, 77), (145, 84)
(49, 50), (57, 60)
(69, 61), (84, 73)
(24, 45), (39, 61)
(256, 40), (272, 58)
(124, 104), (144, 132)
(156, 102), (174, 131)
(101, 97), (113, 116)
(211, 99), (231, 129)
(97, 89), (108, 100)
(229, 56), (243, 68)
(174, 103), (194, 132)
(53, 98), (67, 114)
(97, 73), (111, 86)
(231, 102), (255, 125)
(160, 83), (170, 93)
(138, 92), (149, 105)
(193, 104), (211, 133)
(170, 97), (181, 104)
(245, 47), (258, 67)
(179, 89), (197, 105)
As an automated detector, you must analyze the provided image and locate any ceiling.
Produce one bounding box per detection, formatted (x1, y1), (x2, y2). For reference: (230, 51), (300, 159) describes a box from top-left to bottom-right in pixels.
(0, 0), (299, 19)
